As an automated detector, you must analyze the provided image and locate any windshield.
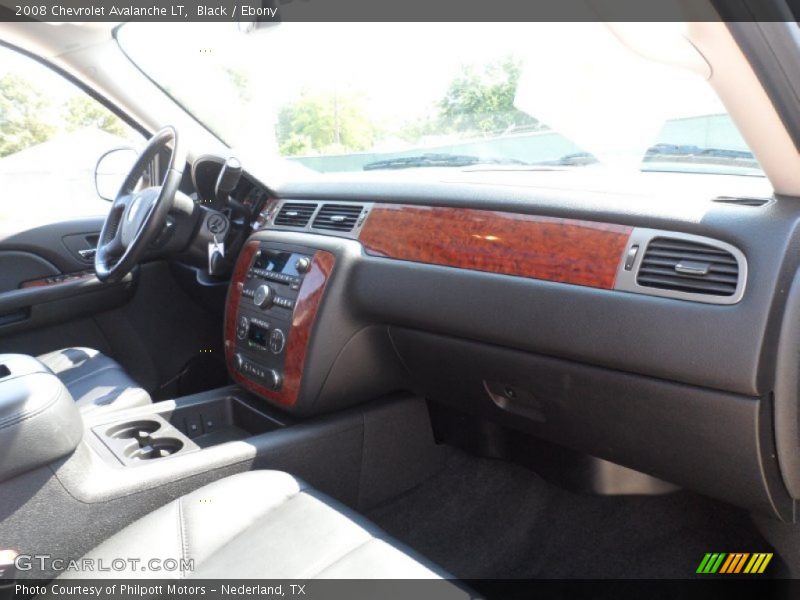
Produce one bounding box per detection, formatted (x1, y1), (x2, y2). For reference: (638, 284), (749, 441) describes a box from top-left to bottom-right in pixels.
(117, 22), (762, 177)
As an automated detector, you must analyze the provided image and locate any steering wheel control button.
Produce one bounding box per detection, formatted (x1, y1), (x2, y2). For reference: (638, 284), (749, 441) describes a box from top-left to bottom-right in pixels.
(237, 317), (249, 340)
(253, 284), (275, 309)
(269, 328), (286, 354)
(295, 257), (311, 273)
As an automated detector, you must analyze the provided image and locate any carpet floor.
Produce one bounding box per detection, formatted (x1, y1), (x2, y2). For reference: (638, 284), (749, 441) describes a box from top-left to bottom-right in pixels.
(367, 446), (779, 579)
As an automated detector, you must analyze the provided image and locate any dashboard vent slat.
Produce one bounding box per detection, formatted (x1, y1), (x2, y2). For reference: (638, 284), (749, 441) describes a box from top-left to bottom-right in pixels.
(637, 266), (738, 286)
(274, 202), (318, 227)
(639, 256), (738, 274)
(644, 248), (738, 266)
(637, 237), (740, 297)
(312, 204), (365, 232)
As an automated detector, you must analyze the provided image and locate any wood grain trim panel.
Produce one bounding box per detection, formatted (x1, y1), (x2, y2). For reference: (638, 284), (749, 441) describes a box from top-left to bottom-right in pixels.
(224, 242), (335, 407)
(224, 241), (260, 396)
(359, 205), (632, 289)
(19, 270), (94, 289)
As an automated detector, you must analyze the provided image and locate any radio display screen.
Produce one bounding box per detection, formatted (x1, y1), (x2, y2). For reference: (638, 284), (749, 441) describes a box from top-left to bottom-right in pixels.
(253, 250), (299, 276)
(248, 323), (269, 348)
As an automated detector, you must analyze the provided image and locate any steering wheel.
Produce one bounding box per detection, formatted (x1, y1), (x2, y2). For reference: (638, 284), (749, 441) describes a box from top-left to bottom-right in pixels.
(95, 126), (187, 282)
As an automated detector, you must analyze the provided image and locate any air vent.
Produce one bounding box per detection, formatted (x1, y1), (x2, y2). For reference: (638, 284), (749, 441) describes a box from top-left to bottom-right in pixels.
(637, 237), (739, 297)
(273, 202), (318, 227)
(312, 204), (364, 232)
(712, 196), (770, 207)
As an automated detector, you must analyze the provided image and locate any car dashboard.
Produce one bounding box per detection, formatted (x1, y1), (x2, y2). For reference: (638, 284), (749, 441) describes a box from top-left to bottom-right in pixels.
(188, 154), (800, 522)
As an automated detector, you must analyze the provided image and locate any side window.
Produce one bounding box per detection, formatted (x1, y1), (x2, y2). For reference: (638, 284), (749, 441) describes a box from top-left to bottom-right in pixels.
(0, 45), (145, 231)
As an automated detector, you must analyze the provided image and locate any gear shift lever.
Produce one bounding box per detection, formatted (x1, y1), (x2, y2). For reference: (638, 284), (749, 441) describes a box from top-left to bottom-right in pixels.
(215, 157), (243, 208)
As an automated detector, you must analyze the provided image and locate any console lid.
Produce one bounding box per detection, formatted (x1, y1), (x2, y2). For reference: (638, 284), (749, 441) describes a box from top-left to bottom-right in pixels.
(0, 354), (83, 482)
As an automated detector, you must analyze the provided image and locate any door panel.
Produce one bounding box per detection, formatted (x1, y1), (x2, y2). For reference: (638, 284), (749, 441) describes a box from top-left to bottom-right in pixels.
(0, 217), (135, 336)
(0, 217), (105, 273)
(0, 251), (58, 292)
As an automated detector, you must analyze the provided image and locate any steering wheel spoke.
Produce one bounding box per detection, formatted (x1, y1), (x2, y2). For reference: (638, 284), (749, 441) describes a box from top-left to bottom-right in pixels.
(105, 223), (126, 257)
(100, 201), (126, 254)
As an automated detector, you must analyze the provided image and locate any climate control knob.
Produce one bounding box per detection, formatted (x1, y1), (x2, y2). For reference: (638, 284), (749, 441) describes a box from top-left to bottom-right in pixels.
(234, 353), (245, 371)
(253, 284), (274, 309)
(266, 369), (282, 390)
(269, 328), (286, 354)
(295, 257), (311, 273)
(236, 316), (249, 339)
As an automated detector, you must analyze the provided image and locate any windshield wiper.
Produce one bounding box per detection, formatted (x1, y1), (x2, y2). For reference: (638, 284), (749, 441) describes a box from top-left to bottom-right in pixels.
(643, 144), (761, 170)
(645, 144), (754, 160)
(543, 146), (758, 168)
(362, 153), (528, 171)
(534, 152), (598, 167)
(361, 145), (758, 173)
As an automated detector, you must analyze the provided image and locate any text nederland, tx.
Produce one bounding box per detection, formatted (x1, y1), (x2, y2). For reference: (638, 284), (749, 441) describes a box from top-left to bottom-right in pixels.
(40, 4), (279, 18)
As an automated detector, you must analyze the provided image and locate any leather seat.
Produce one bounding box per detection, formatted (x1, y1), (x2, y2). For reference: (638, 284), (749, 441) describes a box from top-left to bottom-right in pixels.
(37, 347), (151, 414)
(59, 470), (464, 582)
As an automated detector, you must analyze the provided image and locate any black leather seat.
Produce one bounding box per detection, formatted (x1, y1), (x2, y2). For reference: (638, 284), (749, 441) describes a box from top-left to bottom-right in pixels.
(59, 470), (465, 582)
(37, 347), (151, 414)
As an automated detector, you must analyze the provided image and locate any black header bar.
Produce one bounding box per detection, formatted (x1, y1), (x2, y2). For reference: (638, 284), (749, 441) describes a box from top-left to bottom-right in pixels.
(0, 0), (797, 23)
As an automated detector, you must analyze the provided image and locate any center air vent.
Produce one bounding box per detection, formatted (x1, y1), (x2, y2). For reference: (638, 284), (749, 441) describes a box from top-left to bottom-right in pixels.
(312, 204), (364, 232)
(636, 237), (739, 297)
(273, 202), (318, 227)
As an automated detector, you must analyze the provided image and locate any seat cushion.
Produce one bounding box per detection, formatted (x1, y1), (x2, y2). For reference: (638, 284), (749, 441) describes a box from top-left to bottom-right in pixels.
(37, 347), (151, 414)
(59, 470), (462, 581)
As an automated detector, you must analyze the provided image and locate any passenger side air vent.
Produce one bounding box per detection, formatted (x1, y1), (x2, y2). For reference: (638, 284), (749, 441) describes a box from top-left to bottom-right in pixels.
(312, 204), (364, 232)
(273, 202), (318, 227)
(712, 196), (770, 207)
(636, 238), (739, 297)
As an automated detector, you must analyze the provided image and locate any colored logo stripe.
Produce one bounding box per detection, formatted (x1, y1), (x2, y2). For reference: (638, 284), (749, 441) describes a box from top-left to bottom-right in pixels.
(720, 553), (749, 573)
(719, 554), (736, 573)
(697, 553), (773, 574)
(697, 553), (726, 574)
(745, 553), (773, 574)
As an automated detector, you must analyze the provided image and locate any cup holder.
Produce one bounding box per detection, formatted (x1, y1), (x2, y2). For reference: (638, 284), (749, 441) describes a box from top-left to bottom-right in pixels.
(106, 420), (161, 442)
(123, 437), (184, 460)
(107, 420), (182, 461)
(94, 414), (198, 465)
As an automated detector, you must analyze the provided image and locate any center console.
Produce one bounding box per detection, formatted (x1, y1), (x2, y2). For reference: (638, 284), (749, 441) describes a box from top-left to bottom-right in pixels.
(86, 389), (289, 468)
(224, 240), (335, 408)
(1, 230), (433, 579)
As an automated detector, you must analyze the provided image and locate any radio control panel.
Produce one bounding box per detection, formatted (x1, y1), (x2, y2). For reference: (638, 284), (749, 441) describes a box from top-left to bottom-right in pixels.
(230, 244), (313, 392)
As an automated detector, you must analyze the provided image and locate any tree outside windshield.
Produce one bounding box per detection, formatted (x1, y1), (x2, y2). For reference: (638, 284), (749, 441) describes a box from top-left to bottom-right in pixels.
(0, 44), (144, 230)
